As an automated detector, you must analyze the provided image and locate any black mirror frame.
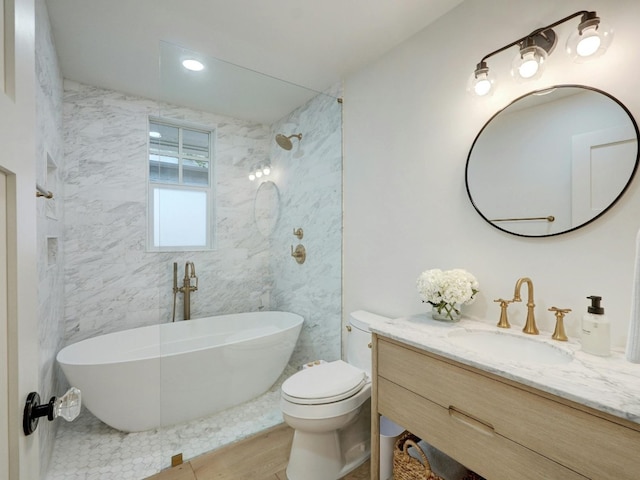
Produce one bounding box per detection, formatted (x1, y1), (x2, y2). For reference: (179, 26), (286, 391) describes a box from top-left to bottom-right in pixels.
(465, 84), (640, 238)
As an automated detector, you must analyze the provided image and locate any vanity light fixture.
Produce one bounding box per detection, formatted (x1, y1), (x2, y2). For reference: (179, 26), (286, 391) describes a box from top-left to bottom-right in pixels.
(182, 59), (205, 72)
(468, 10), (613, 97)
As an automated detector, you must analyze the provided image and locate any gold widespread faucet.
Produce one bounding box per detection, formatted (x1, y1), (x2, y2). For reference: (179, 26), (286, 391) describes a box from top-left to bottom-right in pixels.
(513, 277), (538, 335)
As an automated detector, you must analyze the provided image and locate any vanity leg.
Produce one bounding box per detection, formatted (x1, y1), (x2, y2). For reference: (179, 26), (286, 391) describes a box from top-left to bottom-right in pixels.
(371, 334), (380, 480)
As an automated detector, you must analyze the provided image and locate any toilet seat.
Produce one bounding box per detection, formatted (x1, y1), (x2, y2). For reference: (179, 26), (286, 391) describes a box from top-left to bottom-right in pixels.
(281, 360), (367, 405)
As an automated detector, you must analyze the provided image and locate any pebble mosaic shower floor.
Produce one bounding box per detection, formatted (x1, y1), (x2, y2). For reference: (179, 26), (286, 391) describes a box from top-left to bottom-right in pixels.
(45, 371), (290, 480)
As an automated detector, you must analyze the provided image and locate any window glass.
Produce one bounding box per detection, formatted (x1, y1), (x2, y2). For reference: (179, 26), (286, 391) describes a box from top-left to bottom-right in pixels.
(149, 155), (179, 183)
(183, 130), (210, 159)
(183, 159), (209, 186)
(149, 122), (179, 156)
(153, 188), (208, 247)
(148, 118), (214, 250)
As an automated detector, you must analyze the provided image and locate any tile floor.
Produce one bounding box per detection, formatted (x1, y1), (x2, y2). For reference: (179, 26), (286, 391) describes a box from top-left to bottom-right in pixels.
(45, 369), (292, 480)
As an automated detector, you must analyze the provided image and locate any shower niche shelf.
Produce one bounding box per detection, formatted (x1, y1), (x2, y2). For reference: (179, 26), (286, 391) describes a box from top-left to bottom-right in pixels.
(47, 237), (58, 268)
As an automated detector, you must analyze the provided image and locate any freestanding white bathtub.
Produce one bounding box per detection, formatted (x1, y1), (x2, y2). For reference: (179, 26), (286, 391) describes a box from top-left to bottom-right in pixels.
(56, 311), (303, 432)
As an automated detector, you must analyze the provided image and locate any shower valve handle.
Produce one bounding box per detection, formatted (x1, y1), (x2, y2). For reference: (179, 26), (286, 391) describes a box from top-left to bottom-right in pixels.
(291, 244), (306, 264)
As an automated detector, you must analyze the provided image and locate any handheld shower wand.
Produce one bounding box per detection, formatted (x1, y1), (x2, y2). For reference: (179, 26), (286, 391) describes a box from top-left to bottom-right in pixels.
(172, 262), (178, 322)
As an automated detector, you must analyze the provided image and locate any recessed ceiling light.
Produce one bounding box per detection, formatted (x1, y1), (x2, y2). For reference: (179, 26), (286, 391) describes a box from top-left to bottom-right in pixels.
(182, 59), (204, 72)
(149, 131), (162, 138)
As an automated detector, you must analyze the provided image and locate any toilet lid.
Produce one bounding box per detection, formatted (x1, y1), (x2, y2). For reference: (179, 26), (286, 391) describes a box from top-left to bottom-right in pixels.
(281, 360), (367, 405)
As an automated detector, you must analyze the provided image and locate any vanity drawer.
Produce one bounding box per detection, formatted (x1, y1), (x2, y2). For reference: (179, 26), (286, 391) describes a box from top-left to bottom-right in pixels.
(378, 377), (588, 480)
(377, 338), (640, 480)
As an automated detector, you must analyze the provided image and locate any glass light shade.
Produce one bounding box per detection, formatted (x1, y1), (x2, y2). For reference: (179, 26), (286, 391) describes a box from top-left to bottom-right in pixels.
(255, 169), (263, 178)
(262, 165), (271, 175)
(466, 65), (495, 97)
(566, 23), (613, 62)
(511, 46), (547, 82)
(248, 172), (256, 181)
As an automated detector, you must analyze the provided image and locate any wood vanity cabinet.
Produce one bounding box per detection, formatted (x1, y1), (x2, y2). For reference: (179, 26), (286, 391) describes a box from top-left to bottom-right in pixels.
(370, 335), (640, 480)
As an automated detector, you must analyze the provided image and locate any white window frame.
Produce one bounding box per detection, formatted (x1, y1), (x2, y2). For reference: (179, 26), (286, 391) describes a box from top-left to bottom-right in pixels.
(146, 117), (216, 252)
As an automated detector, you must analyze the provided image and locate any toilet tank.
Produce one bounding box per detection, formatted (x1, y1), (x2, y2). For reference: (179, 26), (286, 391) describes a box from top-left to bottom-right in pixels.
(347, 310), (390, 374)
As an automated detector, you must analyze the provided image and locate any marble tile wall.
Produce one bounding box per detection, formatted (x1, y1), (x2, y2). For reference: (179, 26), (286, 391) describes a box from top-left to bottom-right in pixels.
(35, 0), (66, 475)
(270, 84), (343, 367)
(62, 81), (272, 344)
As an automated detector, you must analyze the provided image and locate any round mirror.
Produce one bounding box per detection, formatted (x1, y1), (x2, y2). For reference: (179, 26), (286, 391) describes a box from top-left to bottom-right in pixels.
(254, 180), (280, 237)
(466, 85), (639, 237)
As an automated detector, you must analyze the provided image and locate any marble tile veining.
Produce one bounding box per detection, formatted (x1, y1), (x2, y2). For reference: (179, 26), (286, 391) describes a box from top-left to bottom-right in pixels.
(270, 86), (343, 367)
(62, 80), (273, 343)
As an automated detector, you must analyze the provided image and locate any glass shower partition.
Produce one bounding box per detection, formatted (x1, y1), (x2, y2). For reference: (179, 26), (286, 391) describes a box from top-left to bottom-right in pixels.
(155, 41), (343, 474)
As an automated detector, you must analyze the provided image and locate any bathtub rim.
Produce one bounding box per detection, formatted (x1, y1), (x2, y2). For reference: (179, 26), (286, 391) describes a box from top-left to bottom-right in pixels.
(56, 310), (304, 367)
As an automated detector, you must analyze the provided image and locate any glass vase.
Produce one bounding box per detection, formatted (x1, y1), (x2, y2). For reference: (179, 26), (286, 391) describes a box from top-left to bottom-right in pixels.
(431, 303), (462, 322)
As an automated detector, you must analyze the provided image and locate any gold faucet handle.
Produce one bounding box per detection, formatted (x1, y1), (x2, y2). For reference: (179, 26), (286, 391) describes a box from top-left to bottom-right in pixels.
(549, 307), (572, 341)
(494, 298), (513, 329)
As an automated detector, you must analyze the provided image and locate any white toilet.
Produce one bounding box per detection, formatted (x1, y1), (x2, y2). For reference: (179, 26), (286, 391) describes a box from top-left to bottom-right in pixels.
(281, 310), (389, 480)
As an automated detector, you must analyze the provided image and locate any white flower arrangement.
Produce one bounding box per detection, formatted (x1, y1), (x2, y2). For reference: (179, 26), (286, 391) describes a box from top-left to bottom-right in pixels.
(416, 268), (479, 320)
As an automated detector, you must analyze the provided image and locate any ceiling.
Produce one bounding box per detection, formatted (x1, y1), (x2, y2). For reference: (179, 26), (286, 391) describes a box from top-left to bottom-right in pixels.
(45, 0), (463, 123)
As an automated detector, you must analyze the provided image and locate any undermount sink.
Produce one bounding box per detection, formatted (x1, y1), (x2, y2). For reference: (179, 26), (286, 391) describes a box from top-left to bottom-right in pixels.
(447, 329), (574, 365)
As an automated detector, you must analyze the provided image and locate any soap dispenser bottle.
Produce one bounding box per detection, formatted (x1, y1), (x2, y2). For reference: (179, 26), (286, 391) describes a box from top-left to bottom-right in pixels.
(581, 295), (611, 357)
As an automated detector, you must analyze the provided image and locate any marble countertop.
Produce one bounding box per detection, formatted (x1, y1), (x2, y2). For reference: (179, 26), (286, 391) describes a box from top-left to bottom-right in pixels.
(371, 313), (640, 425)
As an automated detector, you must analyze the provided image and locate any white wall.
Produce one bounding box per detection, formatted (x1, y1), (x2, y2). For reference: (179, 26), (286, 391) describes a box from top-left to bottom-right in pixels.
(344, 0), (640, 347)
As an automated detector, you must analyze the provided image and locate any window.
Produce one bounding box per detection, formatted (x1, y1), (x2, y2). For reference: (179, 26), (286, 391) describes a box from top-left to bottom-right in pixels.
(148, 118), (214, 250)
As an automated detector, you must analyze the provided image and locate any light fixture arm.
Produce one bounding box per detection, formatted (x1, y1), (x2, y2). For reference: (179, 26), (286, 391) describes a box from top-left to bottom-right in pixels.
(468, 10), (609, 96)
(477, 10), (591, 65)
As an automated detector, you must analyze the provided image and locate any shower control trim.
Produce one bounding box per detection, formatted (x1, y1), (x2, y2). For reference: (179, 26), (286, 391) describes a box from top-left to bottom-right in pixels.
(291, 244), (306, 264)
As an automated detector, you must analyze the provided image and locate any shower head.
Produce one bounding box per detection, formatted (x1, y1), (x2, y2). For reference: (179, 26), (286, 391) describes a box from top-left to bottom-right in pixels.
(275, 133), (302, 151)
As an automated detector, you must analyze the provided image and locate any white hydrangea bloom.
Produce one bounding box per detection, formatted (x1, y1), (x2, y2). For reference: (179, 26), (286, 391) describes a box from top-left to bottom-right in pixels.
(416, 268), (479, 305)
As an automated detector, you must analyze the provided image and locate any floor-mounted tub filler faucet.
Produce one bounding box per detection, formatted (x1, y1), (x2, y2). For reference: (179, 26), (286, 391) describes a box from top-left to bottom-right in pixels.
(172, 262), (198, 321)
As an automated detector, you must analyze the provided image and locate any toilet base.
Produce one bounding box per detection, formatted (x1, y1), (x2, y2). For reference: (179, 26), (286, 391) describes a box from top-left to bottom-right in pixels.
(285, 430), (370, 480)
(285, 401), (371, 480)
(286, 430), (342, 480)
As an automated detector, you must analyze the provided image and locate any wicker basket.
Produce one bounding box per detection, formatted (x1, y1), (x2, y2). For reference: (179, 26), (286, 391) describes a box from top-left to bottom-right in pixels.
(393, 431), (486, 480)
(393, 431), (444, 480)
